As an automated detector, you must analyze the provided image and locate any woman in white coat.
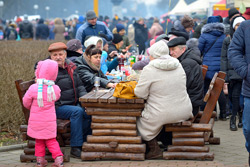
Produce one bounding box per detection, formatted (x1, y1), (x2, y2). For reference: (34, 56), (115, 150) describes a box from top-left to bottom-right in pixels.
(135, 40), (193, 159)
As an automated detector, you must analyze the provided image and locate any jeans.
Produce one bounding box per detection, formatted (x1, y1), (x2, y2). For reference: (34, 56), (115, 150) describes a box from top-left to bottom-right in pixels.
(243, 97), (250, 152)
(56, 105), (91, 147)
(228, 80), (242, 116)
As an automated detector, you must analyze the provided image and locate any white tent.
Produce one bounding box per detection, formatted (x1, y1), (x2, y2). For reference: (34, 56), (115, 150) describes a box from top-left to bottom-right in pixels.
(183, 0), (210, 15)
(168, 0), (189, 15)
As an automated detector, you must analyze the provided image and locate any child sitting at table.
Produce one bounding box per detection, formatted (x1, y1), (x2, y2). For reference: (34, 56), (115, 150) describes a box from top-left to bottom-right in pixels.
(23, 59), (63, 167)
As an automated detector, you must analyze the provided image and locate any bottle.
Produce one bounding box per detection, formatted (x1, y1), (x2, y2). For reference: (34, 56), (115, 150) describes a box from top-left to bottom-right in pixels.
(94, 76), (100, 92)
(122, 71), (126, 81)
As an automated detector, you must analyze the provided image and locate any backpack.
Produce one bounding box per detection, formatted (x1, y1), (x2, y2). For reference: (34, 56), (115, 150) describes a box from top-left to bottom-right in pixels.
(0, 30), (3, 40)
(8, 28), (16, 40)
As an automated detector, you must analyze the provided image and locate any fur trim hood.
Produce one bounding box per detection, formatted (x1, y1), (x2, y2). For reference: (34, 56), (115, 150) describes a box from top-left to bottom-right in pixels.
(186, 38), (199, 50)
(201, 23), (225, 35)
(149, 55), (180, 70)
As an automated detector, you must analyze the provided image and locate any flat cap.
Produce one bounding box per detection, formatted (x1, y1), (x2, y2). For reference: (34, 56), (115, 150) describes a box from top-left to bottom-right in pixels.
(168, 31), (189, 41)
(48, 42), (67, 52)
(167, 37), (186, 48)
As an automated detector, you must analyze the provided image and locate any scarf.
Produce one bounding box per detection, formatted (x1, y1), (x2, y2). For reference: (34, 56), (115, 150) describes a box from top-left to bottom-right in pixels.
(37, 79), (56, 107)
(83, 54), (100, 71)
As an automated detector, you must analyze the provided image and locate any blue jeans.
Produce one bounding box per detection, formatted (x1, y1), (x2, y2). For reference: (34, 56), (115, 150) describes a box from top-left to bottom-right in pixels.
(243, 97), (250, 152)
(56, 105), (91, 147)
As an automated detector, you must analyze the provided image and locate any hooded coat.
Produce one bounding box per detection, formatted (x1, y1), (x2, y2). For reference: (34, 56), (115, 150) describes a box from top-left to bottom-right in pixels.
(53, 18), (65, 41)
(199, 22), (226, 79)
(135, 55), (193, 141)
(23, 60), (61, 139)
(36, 19), (49, 40)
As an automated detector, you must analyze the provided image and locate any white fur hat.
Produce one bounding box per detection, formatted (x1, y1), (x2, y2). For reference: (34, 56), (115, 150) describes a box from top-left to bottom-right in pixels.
(149, 40), (169, 59)
(233, 17), (245, 29)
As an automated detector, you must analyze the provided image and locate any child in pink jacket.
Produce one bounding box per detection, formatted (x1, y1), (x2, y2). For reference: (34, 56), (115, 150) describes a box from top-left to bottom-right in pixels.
(23, 59), (63, 167)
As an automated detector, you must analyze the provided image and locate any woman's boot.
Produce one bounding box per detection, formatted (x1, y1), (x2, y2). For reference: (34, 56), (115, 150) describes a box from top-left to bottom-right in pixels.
(145, 138), (162, 159)
(238, 111), (243, 128)
(36, 156), (48, 167)
(52, 156), (64, 167)
(230, 115), (237, 131)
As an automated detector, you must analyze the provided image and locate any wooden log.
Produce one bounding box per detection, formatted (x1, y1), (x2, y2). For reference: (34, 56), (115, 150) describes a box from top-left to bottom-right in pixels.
(61, 132), (70, 139)
(196, 111), (217, 119)
(92, 129), (137, 136)
(81, 152), (145, 161)
(172, 138), (204, 146)
(22, 132), (34, 141)
(86, 110), (141, 117)
(163, 152), (214, 160)
(81, 102), (144, 109)
(20, 125), (27, 132)
(168, 120), (192, 127)
(64, 139), (70, 146)
(165, 124), (212, 132)
(208, 137), (220, 145)
(173, 132), (204, 138)
(204, 118), (215, 142)
(86, 108), (142, 114)
(20, 153), (70, 162)
(23, 148), (65, 155)
(92, 115), (136, 123)
(82, 143), (146, 153)
(28, 140), (35, 148)
(167, 146), (209, 152)
(57, 119), (70, 133)
(91, 123), (136, 130)
(87, 135), (142, 144)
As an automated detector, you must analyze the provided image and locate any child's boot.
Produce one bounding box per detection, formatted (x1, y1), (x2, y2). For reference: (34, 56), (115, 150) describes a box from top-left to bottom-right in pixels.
(52, 156), (64, 167)
(36, 156), (48, 167)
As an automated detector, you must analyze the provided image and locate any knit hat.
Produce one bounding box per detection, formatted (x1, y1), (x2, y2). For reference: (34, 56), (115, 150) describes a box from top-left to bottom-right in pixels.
(181, 15), (194, 28)
(66, 39), (82, 52)
(228, 8), (239, 20)
(168, 31), (189, 41)
(116, 24), (125, 33)
(167, 37), (186, 48)
(233, 16), (245, 29)
(207, 16), (220, 24)
(86, 10), (97, 20)
(149, 40), (169, 59)
(155, 34), (169, 42)
(84, 36), (103, 50)
(48, 42), (67, 52)
(112, 34), (123, 44)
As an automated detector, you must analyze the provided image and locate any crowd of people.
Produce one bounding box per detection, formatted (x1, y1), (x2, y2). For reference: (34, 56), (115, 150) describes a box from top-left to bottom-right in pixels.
(6, 6), (250, 166)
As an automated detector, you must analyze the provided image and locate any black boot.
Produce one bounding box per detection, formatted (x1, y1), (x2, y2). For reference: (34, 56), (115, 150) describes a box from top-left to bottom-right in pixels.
(70, 146), (82, 158)
(230, 115), (237, 131)
(145, 138), (163, 159)
(238, 111), (243, 128)
(219, 110), (227, 121)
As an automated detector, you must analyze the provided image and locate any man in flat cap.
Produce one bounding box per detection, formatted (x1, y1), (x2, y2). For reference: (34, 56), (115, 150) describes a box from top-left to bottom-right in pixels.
(168, 37), (203, 116)
(76, 10), (113, 46)
(48, 42), (90, 158)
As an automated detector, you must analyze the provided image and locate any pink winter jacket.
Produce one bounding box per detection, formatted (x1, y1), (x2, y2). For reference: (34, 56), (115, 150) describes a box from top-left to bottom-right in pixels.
(23, 59), (61, 139)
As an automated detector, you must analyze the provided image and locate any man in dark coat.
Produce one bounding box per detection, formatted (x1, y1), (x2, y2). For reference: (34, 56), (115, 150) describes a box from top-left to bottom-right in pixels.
(48, 42), (90, 158)
(168, 37), (203, 116)
(228, 20), (250, 165)
(19, 14), (33, 40)
(133, 18), (148, 54)
(36, 18), (49, 40)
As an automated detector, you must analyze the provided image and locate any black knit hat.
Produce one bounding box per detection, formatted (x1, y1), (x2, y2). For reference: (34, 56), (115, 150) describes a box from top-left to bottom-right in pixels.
(112, 34), (123, 44)
(228, 8), (239, 20)
(168, 31), (189, 41)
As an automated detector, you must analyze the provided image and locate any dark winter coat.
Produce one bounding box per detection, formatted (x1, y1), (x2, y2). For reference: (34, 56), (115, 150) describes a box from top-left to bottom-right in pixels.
(55, 59), (87, 107)
(133, 22), (148, 46)
(198, 23), (226, 79)
(36, 19), (49, 40)
(178, 49), (204, 108)
(193, 19), (207, 39)
(220, 36), (242, 82)
(228, 20), (250, 98)
(19, 20), (33, 39)
(66, 50), (82, 63)
(75, 55), (109, 93)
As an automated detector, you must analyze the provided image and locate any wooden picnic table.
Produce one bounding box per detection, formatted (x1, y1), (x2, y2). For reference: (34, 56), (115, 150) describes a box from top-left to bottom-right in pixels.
(79, 89), (146, 161)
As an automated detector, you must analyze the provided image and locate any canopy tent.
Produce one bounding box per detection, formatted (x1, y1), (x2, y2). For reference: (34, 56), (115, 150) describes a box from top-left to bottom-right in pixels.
(168, 0), (189, 15)
(213, 0), (230, 17)
(183, 0), (210, 15)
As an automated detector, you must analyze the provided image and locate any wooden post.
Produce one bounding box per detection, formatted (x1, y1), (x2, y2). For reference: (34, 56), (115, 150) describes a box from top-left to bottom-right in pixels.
(93, 0), (98, 17)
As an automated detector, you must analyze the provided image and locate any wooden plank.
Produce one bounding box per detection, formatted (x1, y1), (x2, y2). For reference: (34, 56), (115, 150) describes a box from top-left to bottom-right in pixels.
(135, 98), (144, 104)
(200, 78), (225, 124)
(167, 146), (209, 152)
(91, 123), (136, 130)
(165, 124), (212, 132)
(87, 135), (142, 144)
(86, 110), (142, 116)
(81, 152), (145, 161)
(82, 143), (146, 153)
(163, 152), (214, 160)
(203, 72), (218, 102)
(173, 132), (204, 138)
(87, 91), (108, 102)
(79, 91), (97, 102)
(24, 148), (65, 155)
(20, 125), (27, 132)
(57, 119), (70, 133)
(28, 140), (35, 148)
(208, 137), (220, 145)
(81, 102), (144, 109)
(166, 121), (192, 127)
(92, 115), (136, 123)
(204, 118), (215, 141)
(126, 99), (135, 103)
(117, 98), (126, 103)
(217, 71), (226, 80)
(108, 96), (117, 103)
(99, 91), (114, 103)
(196, 111), (217, 119)
(92, 129), (137, 136)
(172, 138), (205, 146)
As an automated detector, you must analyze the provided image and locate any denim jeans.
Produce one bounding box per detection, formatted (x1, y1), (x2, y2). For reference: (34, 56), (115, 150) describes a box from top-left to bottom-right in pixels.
(56, 105), (91, 147)
(228, 80), (242, 116)
(243, 97), (250, 152)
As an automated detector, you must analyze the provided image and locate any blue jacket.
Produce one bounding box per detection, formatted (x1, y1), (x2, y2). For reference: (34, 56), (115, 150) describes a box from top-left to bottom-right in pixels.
(75, 21), (113, 46)
(199, 23), (225, 79)
(228, 20), (250, 97)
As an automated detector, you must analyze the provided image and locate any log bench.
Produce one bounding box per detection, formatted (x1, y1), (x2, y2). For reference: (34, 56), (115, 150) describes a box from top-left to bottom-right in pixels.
(15, 79), (70, 162)
(163, 71), (226, 161)
(79, 90), (146, 161)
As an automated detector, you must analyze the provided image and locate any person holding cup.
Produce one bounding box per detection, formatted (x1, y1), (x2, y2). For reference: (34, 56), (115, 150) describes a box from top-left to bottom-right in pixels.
(75, 44), (116, 92)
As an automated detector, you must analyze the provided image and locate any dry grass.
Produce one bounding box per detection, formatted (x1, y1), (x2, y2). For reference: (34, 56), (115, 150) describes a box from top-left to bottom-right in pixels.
(0, 41), (58, 136)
